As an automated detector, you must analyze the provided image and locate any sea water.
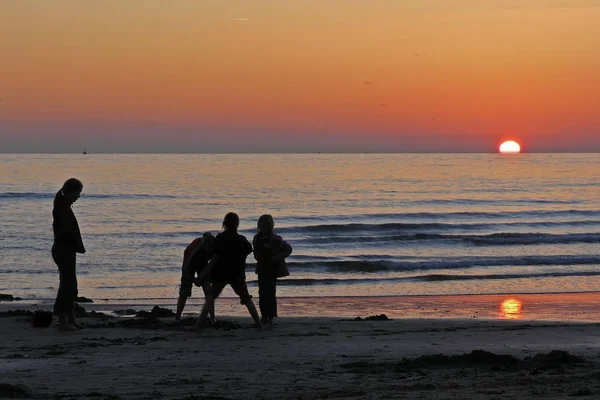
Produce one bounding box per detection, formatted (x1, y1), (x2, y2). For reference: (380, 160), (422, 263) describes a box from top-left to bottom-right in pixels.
(1, 154), (598, 307)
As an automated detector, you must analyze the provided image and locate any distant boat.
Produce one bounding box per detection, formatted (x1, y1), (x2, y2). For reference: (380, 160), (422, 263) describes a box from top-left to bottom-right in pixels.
(83, 149), (87, 155)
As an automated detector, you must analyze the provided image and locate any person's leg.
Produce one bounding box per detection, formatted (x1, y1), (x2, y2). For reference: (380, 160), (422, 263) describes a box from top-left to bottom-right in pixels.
(67, 267), (82, 328)
(201, 282), (215, 322)
(53, 251), (78, 330)
(231, 281), (262, 328)
(176, 296), (188, 322)
(257, 275), (267, 323)
(264, 276), (277, 323)
(244, 298), (261, 328)
(194, 282), (225, 329)
(176, 282), (192, 321)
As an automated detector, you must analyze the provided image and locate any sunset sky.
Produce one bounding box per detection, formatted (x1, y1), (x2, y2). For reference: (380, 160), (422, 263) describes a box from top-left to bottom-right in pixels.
(1, 0), (599, 153)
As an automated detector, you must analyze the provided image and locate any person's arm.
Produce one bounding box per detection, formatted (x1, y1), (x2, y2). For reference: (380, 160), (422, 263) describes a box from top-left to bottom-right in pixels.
(245, 237), (253, 256)
(252, 236), (262, 261)
(271, 236), (292, 264)
(195, 254), (219, 284)
(73, 219), (86, 254)
(56, 204), (86, 253)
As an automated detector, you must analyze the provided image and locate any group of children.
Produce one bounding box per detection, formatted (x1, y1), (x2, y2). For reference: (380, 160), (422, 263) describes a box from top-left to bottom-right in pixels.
(175, 212), (293, 329)
(51, 178), (292, 331)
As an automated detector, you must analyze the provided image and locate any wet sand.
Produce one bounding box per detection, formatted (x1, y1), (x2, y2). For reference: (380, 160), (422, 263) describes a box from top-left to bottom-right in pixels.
(2, 305), (600, 399)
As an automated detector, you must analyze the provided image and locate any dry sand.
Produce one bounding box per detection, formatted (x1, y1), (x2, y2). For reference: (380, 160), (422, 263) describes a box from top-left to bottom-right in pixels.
(2, 308), (600, 399)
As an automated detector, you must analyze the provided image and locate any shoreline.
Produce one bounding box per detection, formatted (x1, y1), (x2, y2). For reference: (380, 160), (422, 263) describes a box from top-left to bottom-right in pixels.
(4, 292), (600, 323)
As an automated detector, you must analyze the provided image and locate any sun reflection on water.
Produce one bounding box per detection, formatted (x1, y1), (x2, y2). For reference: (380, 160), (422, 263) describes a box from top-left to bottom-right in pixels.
(500, 298), (523, 319)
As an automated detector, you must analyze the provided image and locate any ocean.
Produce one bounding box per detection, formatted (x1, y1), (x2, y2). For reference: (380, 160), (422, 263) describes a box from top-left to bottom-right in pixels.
(0, 154), (598, 311)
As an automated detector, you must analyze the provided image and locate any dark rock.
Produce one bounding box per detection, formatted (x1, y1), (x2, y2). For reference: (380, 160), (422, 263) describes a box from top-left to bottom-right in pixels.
(135, 310), (152, 318)
(71, 304), (109, 319)
(0, 383), (32, 398)
(113, 309), (138, 316)
(74, 303), (87, 317)
(531, 350), (585, 366)
(0, 294), (16, 302)
(406, 350), (520, 367)
(32, 310), (53, 327)
(92, 310), (107, 317)
(75, 296), (94, 303)
(354, 314), (390, 321)
(133, 306), (174, 318)
(366, 314), (389, 321)
(150, 306), (174, 317)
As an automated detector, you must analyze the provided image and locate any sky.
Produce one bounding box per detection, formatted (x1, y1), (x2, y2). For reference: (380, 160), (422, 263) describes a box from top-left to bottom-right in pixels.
(1, 0), (599, 153)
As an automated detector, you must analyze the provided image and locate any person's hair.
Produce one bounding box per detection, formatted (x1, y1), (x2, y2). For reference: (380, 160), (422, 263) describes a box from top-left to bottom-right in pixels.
(222, 212), (240, 231)
(54, 178), (83, 205)
(202, 231), (215, 246)
(257, 214), (274, 236)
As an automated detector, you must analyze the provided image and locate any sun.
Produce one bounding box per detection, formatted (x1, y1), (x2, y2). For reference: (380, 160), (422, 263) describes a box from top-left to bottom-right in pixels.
(499, 140), (521, 154)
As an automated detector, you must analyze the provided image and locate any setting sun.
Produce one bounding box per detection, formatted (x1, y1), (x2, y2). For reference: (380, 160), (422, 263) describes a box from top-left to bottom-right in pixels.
(499, 141), (521, 154)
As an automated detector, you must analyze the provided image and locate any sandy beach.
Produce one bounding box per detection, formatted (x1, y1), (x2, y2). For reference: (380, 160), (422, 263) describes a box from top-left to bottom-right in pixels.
(2, 298), (600, 400)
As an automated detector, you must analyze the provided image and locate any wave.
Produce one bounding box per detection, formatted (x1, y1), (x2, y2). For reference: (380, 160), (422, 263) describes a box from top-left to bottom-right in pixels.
(285, 255), (600, 272)
(468, 232), (600, 245)
(6, 255), (598, 276)
(280, 209), (600, 222)
(417, 198), (583, 205)
(276, 220), (600, 235)
(86, 221), (600, 242)
(261, 269), (600, 286)
(292, 232), (600, 246)
(0, 192), (179, 200)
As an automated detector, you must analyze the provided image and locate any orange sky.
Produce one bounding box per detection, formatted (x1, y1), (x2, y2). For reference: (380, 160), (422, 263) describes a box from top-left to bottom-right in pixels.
(1, 0), (599, 152)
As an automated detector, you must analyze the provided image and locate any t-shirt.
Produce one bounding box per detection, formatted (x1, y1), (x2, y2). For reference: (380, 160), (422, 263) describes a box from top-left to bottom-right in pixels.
(183, 237), (212, 276)
(210, 230), (253, 282)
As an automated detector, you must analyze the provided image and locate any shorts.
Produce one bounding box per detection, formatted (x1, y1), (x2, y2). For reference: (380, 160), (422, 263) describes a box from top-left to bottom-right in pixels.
(210, 281), (252, 304)
(179, 268), (194, 298)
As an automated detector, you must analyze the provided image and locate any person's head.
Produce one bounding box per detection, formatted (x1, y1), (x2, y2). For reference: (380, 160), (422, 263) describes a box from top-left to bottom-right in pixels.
(57, 178), (83, 204)
(257, 214), (274, 236)
(202, 231), (215, 251)
(222, 212), (240, 232)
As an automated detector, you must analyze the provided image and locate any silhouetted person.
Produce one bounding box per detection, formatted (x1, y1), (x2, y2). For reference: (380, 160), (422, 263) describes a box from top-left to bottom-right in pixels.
(52, 178), (85, 330)
(194, 212), (262, 329)
(253, 214), (292, 325)
(175, 232), (215, 322)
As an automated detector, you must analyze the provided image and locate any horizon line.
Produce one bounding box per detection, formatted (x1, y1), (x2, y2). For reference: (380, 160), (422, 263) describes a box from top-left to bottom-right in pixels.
(1, 151), (599, 155)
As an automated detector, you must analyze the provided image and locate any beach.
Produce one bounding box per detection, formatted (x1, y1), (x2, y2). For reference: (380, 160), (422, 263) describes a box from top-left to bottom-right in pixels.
(2, 294), (600, 399)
